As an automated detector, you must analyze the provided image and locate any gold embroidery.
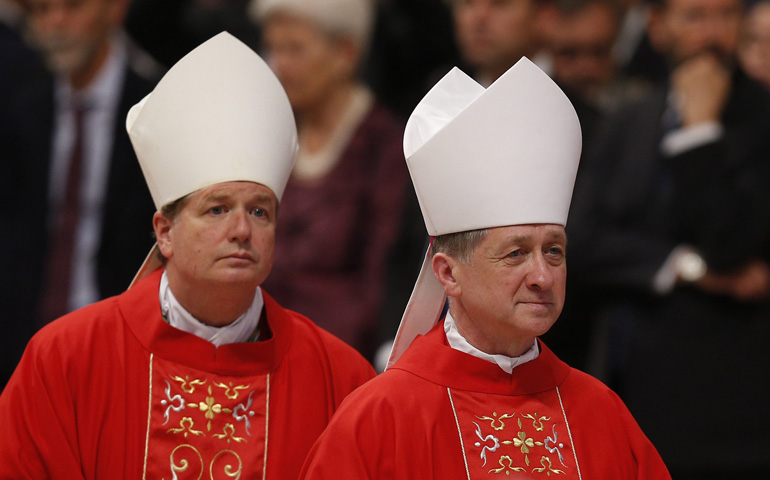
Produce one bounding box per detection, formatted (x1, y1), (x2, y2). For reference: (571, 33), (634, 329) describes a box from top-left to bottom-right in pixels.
(169, 444), (204, 480)
(468, 409), (571, 476)
(210, 450), (243, 479)
(556, 386), (583, 480)
(187, 385), (236, 432)
(172, 375), (207, 394)
(262, 374), (270, 480)
(498, 418), (545, 466)
(168, 417), (205, 438)
(213, 424), (246, 444)
(476, 412), (516, 431)
(488, 456), (526, 474)
(532, 456), (565, 476)
(215, 381), (251, 400)
(154, 372), (269, 477)
(522, 413), (551, 432)
(142, 353), (154, 480)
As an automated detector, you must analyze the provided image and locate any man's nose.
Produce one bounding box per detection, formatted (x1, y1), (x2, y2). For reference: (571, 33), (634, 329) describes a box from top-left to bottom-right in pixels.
(228, 209), (252, 243)
(526, 253), (554, 291)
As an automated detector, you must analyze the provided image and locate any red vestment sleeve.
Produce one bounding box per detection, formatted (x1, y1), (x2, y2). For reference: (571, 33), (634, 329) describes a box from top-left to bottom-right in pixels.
(0, 329), (86, 479)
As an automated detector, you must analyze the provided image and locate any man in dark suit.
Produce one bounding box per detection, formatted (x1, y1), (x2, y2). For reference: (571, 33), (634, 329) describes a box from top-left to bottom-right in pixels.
(0, 0), (159, 388)
(569, 0), (770, 478)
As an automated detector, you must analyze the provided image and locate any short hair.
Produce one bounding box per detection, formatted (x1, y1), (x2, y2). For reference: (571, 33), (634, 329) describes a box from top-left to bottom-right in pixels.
(154, 194), (191, 263)
(432, 228), (488, 263)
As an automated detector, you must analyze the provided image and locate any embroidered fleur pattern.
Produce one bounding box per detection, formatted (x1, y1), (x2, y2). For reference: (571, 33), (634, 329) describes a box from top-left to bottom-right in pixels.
(160, 375), (257, 441)
(473, 411), (570, 476)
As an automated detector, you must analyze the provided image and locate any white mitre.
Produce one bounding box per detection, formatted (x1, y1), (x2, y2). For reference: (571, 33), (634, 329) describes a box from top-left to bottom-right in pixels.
(125, 32), (298, 286)
(387, 57), (582, 369)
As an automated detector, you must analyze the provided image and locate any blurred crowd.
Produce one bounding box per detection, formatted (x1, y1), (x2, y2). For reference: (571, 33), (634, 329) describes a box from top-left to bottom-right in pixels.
(1, 0), (769, 478)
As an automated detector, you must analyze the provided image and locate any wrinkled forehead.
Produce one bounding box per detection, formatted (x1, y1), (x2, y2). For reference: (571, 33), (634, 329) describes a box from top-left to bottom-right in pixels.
(486, 224), (567, 245)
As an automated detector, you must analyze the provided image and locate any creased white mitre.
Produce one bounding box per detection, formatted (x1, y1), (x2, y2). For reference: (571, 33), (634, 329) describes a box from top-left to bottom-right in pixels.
(386, 57), (582, 369)
(405, 57), (581, 235)
(125, 32), (297, 288)
(126, 31), (298, 210)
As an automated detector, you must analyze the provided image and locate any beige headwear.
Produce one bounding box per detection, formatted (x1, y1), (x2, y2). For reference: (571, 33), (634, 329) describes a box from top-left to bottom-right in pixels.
(387, 57), (582, 368)
(125, 32), (298, 286)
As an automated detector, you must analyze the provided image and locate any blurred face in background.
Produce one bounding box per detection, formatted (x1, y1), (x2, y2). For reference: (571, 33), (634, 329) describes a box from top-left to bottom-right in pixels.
(739, 1), (770, 89)
(261, 12), (358, 113)
(550, 2), (619, 101)
(452, 0), (542, 82)
(648, 0), (743, 66)
(26, 0), (124, 81)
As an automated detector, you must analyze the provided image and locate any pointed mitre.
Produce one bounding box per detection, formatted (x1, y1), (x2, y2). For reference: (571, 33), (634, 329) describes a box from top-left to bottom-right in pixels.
(126, 31), (297, 210)
(125, 32), (298, 287)
(387, 57), (582, 368)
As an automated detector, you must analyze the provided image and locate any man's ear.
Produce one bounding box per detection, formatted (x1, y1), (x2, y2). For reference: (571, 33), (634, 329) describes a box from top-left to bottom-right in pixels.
(432, 252), (462, 298)
(153, 212), (173, 259)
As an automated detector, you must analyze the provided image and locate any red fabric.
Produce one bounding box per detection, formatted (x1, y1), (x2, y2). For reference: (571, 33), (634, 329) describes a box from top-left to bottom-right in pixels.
(300, 322), (671, 479)
(0, 269), (375, 479)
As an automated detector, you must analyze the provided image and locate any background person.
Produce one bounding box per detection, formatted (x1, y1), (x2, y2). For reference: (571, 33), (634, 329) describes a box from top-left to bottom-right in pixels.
(250, 0), (409, 361)
(739, 0), (770, 89)
(567, 0), (770, 477)
(0, 0), (160, 389)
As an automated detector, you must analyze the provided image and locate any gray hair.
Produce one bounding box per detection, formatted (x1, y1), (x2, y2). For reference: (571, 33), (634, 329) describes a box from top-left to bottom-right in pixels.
(431, 228), (488, 263)
(249, 0), (375, 53)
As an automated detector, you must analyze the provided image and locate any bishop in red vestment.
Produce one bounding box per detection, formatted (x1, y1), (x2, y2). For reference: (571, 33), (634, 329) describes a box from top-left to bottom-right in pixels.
(0, 269), (373, 479)
(300, 322), (668, 479)
(302, 57), (670, 479)
(0, 32), (375, 479)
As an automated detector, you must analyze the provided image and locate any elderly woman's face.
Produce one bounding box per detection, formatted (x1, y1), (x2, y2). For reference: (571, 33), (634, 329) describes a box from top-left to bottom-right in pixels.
(262, 13), (352, 111)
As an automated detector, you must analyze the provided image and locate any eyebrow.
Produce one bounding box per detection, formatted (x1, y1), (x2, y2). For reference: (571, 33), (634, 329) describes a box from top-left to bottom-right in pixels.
(203, 193), (275, 204)
(496, 230), (568, 250)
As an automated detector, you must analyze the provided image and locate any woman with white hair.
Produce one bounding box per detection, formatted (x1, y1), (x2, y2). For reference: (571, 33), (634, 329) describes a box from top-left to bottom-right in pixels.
(250, 0), (408, 361)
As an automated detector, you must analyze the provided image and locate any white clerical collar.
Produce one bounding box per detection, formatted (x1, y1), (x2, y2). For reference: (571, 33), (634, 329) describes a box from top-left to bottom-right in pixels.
(444, 311), (539, 374)
(159, 270), (263, 347)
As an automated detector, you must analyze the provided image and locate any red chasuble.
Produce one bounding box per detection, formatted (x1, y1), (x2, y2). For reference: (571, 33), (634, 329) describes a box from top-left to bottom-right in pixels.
(300, 321), (671, 479)
(0, 269), (375, 479)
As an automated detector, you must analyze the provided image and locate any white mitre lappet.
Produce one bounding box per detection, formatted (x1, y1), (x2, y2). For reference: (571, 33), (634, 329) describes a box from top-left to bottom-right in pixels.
(386, 57), (582, 369)
(125, 32), (298, 287)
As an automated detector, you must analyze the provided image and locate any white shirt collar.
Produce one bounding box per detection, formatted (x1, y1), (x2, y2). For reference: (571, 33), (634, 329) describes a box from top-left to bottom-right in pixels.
(159, 271), (263, 347)
(444, 311), (539, 374)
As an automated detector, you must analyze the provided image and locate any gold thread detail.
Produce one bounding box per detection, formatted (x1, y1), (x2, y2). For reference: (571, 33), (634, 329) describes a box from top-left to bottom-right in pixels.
(213, 423), (246, 443)
(262, 373), (270, 480)
(532, 455), (565, 475)
(142, 353), (154, 480)
(488, 455), (526, 474)
(556, 386), (582, 479)
(170, 444), (203, 480)
(210, 449), (243, 479)
(447, 388), (472, 480)
(215, 381), (251, 400)
(476, 412), (516, 431)
(522, 413), (551, 432)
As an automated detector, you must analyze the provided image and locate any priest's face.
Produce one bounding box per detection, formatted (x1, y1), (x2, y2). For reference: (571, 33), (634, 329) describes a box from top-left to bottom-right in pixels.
(155, 181), (277, 294)
(445, 224), (567, 355)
